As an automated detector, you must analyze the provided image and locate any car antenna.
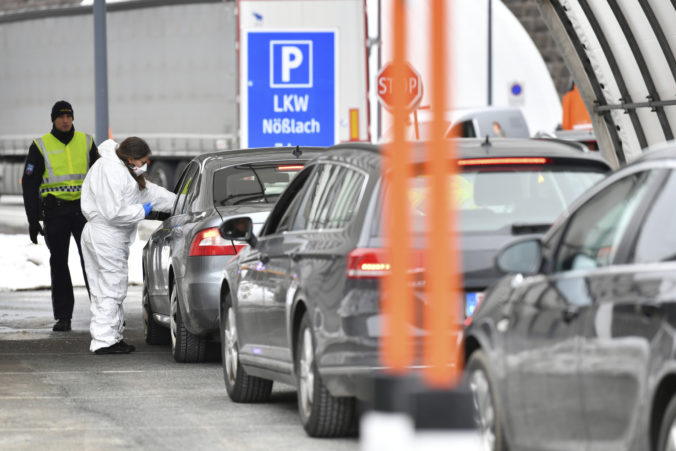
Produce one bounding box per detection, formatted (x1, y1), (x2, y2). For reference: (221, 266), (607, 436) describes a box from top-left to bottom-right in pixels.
(482, 135), (492, 147)
(292, 145), (302, 158)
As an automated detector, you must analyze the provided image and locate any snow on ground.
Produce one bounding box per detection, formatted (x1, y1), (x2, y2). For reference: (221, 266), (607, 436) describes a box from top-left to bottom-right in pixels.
(0, 221), (161, 292)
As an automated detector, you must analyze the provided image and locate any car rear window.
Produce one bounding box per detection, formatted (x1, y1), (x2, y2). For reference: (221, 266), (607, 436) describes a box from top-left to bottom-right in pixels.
(213, 162), (304, 206)
(376, 163), (607, 235)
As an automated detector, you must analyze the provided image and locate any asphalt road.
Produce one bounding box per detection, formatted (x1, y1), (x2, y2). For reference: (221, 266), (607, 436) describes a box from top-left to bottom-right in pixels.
(0, 288), (358, 451)
(0, 195), (358, 450)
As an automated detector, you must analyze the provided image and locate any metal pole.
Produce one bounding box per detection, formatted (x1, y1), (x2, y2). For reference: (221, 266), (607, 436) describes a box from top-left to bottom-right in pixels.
(94, 0), (110, 145)
(487, 0), (493, 106)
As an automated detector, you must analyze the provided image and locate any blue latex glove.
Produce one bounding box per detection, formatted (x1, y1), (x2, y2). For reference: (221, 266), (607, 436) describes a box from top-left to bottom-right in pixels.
(143, 202), (153, 217)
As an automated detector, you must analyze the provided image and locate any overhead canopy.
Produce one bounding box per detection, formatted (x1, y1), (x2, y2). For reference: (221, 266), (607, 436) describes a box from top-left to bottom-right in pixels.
(537, 0), (676, 168)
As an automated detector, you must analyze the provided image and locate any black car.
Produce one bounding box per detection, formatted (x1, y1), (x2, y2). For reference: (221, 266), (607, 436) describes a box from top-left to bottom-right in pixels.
(465, 144), (676, 450)
(216, 138), (609, 437)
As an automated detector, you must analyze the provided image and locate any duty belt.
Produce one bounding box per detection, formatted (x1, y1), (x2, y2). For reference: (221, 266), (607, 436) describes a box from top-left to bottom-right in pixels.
(41, 195), (80, 209)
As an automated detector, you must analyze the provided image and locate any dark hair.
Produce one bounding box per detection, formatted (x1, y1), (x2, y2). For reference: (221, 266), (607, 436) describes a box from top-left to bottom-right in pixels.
(116, 136), (151, 190)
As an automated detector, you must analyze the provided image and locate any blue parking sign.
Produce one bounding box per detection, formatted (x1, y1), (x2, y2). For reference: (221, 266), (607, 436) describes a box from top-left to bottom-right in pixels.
(246, 31), (336, 147)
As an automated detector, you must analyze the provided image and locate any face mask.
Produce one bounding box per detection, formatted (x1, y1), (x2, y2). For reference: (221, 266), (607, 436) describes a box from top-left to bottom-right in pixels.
(132, 163), (148, 176)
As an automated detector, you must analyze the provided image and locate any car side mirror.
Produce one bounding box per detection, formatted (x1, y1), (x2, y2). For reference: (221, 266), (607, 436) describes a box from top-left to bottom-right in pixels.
(219, 217), (257, 248)
(495, 238), (543, 275)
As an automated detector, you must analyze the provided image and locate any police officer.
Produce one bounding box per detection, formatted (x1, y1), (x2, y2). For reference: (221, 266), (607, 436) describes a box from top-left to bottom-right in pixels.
(22, 100), (99, 332)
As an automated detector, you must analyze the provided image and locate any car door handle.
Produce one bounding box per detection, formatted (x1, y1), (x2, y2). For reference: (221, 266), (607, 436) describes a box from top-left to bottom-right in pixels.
(562, 305), (579, 323)
(260, 254), (270, 264)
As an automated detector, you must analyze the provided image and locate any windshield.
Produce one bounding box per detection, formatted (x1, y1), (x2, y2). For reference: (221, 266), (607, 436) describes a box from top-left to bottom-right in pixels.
(378, 164), (606, 235)
(213, 162), (304, 206)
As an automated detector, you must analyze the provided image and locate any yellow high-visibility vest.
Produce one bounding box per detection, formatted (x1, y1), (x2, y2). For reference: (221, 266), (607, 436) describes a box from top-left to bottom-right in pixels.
(34, 131), (92, 201)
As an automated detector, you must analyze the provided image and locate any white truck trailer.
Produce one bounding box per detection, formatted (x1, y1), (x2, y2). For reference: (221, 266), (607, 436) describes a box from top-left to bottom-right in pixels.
(0, 0), (369, 193)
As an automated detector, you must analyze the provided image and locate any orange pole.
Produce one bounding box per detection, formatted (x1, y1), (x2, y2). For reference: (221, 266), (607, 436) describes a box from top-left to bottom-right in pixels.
(382, 0), (413, 372)
(424, 0), (460, 387)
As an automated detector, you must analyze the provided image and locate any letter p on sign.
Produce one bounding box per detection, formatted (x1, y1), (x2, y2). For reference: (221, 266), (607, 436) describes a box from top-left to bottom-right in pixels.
(282, 46), (303, 82)
(270, 40), (313, 88)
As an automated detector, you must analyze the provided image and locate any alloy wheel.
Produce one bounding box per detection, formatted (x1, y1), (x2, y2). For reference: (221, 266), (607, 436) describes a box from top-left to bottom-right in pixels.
(470, 368), (497, 451)
(298, 327), (315, 418)
(224, 308), (238, 386)
(170, 288), (178, 351)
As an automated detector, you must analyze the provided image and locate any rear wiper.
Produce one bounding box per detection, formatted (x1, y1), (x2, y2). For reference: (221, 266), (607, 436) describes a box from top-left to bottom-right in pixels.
(217, 193), (267, 206)
(511, 223), (551, 235)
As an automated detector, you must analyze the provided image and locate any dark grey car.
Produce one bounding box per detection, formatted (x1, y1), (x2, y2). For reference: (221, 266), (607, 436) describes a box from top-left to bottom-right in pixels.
(465, 144), (676, 451)
(141, 147), (323, 363)
(215, 138), (609, 437)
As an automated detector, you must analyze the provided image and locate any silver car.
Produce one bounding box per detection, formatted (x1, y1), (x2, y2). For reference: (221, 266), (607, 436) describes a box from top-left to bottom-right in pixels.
(141, 147), (324, 362)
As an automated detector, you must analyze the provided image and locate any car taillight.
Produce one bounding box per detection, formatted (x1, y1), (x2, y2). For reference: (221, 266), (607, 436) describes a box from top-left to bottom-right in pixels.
(346, 248), (390, 278)
(188, 227), (246, 257)
(277, 165), (304, 171)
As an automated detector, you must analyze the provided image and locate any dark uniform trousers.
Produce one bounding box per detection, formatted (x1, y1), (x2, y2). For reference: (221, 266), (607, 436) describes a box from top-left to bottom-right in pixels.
(43, 201), (90, 320)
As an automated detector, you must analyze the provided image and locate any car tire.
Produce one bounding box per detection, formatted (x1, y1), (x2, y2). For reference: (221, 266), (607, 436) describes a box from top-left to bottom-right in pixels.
(143, 281), (170, 345)
(220, 294), (273, 402)
(467, 350), (508, 451)
(295, 313), (355, 437)
(170, 280), (207, 363)
(657, 394), (676, 451)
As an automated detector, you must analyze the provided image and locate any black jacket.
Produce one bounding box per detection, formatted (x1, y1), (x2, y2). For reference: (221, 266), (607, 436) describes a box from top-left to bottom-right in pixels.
(22, 127), (99, 225)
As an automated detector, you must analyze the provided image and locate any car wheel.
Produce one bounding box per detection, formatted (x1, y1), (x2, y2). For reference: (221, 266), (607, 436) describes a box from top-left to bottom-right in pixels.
(143, 281), (170, 345)
(467, 350), (508, 451)
(220, 294), (272, 402)
(170, 280), (207, 363)
(295, 313), (355, 437)
(658, 395), (676, 451)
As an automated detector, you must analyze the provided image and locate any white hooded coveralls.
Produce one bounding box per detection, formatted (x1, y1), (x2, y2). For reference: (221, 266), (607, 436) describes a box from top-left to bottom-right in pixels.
(80, 139), (176, 352)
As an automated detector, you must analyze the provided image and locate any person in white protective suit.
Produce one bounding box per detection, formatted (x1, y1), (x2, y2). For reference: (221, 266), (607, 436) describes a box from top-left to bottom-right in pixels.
(80, 137), (176, 355)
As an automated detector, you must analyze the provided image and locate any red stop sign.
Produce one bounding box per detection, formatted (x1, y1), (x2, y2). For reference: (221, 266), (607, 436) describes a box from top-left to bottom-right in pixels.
(376, 61), (423, 112)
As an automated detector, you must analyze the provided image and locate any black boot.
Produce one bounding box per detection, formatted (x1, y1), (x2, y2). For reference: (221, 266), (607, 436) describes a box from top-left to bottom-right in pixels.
(52, 319), (71, 332)
(94, 340), (135, 355)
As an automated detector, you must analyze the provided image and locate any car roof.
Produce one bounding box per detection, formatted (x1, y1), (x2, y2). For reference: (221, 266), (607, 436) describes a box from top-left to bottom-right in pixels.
(633, 142), (676, 163)
(322, 138), (611, 169)
(193, 146), (327, 168)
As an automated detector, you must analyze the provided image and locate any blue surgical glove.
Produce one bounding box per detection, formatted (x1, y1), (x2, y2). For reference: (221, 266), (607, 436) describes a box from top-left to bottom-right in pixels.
(143, 202), (153, 217)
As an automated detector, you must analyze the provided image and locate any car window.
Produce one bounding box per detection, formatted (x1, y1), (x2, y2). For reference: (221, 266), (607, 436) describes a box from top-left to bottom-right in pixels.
(633, 170), (676, 263)
(213, 162), (304, 206)
(554, 171), (654, 272)
(326, 168), (366, 228)
(377, 163), (606, 236)
(446, 120), (476, 138)
(276, 168), (319, 233)
(173, 163), (199, 215)
(297, 163), (366, 230)
(262, 165), (315, 235)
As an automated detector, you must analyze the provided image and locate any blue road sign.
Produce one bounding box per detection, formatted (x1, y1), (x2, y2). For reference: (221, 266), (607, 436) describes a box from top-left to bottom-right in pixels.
(246, 31), (336, 148)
